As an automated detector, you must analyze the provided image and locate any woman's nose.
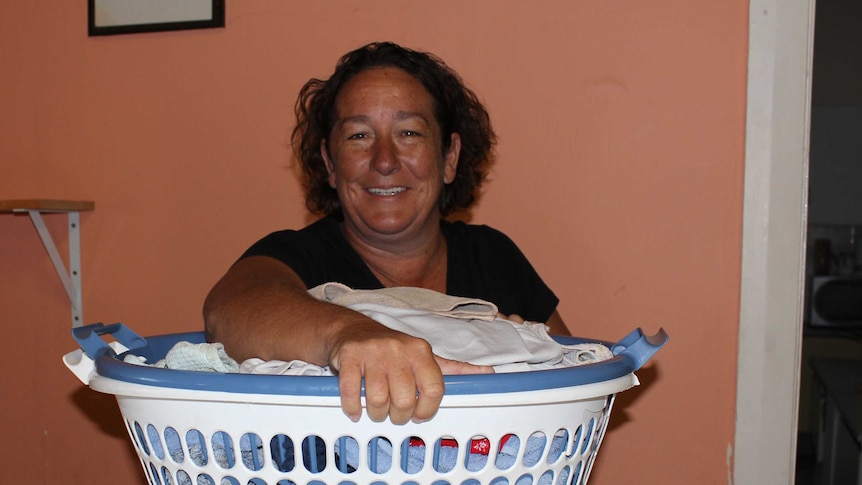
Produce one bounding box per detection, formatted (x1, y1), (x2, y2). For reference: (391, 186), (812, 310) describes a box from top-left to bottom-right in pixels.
(370, 138), (400, 175)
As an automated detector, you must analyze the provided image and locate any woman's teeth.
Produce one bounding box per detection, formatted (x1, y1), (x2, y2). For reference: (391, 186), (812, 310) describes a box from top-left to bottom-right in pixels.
(369, 187), (406, 196)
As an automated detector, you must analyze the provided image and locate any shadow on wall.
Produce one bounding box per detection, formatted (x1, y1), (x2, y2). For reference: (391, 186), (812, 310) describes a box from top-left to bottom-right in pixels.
(70, 386), (129, 439)
(605, 363), (660, 432)
(69, 385), (146, 483)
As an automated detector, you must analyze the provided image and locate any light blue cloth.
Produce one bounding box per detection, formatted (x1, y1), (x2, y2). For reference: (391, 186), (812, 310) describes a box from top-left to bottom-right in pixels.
(162, 430), (263, 485)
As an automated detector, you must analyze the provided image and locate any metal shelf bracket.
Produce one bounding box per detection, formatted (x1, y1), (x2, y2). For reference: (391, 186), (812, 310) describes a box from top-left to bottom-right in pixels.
(1, 200), (94, 327)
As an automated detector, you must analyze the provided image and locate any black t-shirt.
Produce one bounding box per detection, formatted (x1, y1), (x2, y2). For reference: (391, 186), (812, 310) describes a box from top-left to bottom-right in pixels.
(240, 216), (559, 322)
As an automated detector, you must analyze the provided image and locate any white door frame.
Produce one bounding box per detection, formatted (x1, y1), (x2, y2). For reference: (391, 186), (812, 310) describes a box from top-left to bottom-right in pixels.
(734, 0), (815, 483)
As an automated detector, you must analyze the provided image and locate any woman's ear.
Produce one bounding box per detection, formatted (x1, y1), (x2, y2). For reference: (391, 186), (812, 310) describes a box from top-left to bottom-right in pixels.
(443, 133), (461, 184)
(321, 139), (336, 188)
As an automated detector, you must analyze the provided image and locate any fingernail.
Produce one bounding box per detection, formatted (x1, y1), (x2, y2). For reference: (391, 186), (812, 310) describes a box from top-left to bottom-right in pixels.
(344, 411), (360, 422)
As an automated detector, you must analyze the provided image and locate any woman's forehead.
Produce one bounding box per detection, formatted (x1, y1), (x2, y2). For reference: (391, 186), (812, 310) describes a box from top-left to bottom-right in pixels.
(334, 67), (436, 123)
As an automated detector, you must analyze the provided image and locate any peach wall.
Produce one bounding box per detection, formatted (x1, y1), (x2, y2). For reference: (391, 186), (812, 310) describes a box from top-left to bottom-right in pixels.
(0, 2), (747, 483)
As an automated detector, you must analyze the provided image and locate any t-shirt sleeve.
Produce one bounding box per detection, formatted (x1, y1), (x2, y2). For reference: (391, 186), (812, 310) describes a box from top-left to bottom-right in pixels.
(446, 224), (559, 323)
(237, 218), (381, 290)
(240, 230), (314, 278)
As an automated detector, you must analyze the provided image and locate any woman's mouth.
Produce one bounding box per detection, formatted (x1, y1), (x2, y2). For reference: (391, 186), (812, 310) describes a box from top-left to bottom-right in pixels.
(368, 187), (407, 196)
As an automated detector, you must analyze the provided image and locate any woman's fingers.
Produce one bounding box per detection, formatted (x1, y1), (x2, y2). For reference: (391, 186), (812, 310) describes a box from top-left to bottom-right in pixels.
(336, 359), (364, 422)
(410, 358), (445, 423)
(330, 325), (493, 424)
(435, 356), (494, 375)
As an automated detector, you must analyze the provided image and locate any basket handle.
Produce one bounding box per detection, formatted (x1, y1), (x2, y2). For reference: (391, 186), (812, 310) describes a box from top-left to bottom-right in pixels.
(64, 323), (147, 386)
(610, 327), (669, 371)
(72, 322), (148, 360)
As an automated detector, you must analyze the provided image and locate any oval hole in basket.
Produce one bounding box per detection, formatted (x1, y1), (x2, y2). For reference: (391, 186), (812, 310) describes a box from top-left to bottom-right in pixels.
(572, 460), (583, 483)
(220, 477), (239, 485)
(133, 422), (150, 456)
(211, 431), (235, 469)
(462, 479), (481, 485)
(335, 481), (357, 485)
(185, 429), (208, 466)
(522, 432), (547, 467)
(464, 435), (492, 472)
(568, 425), (583, 458)
(368, 436), (393, 474)
(334, 435), (357, 473)
(176, 470), (191, 485)
(238, 433), (263, 471)
(164, 427), (184, 463)
(432, 437), (458, 473)
(196, 473), (214, 485)
(397, 436), (425, 474)
(146, 424), (165, 460)
(489, 477), (510, 485)
(276, 480), (297, 485)
(494, 434), (520, 471)
(546, 429), (569, 464)
(159, 466), (172, 485)
(556, 465), (571, 485)
(270, 434), (295, 472)
(302, 435), (327, 473)
(147, 462), (159, 484)
(516, 473), (534, 484)
(538, 469), (554, 484)
(248, 478), (266, 485)
(580, 419), (596, 455)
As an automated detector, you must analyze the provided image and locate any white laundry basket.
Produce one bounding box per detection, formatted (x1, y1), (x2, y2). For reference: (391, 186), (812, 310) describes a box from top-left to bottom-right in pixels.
(64, 323), (667, 485)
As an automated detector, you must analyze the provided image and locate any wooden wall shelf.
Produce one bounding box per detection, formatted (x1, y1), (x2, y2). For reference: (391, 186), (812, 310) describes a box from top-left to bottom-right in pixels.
(2, 199), (94, 327)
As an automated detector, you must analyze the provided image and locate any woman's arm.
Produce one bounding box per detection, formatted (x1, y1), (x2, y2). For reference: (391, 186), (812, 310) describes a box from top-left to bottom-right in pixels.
(203, 256), (490, 424)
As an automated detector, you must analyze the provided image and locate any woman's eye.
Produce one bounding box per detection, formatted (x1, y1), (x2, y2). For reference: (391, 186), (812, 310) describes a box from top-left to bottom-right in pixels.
(347, 133), (367, 140)
(402, 130), (421, 137)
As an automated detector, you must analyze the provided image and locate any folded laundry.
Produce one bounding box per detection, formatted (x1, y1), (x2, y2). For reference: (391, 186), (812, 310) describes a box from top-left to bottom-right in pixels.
(126, 284), (613, 375)
(307, 283), (614, 371)
(309, 282), (500, 321)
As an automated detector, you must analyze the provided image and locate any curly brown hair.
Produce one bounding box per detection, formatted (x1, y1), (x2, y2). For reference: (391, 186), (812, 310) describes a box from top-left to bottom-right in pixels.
(292, 42), (496, 217)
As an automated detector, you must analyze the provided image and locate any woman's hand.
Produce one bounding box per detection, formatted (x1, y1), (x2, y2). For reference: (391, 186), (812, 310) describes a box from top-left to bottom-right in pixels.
(327, 321), (492, 424)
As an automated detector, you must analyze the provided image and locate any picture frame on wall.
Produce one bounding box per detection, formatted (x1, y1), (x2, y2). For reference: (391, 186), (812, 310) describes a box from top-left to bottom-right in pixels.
(88, 0), (225, 36)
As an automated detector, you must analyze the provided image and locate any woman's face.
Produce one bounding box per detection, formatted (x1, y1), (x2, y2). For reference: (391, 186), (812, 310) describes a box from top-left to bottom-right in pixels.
(323, 67), (460, 244)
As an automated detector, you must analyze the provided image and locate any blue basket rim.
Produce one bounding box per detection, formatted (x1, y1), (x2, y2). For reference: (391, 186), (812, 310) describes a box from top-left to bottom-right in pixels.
(93, 331), (639, 396)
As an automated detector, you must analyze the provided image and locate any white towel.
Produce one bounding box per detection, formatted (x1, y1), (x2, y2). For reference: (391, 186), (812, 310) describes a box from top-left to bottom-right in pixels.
(240, 358), (332, 376)
(123, 342), (240, 373)
(346, 303), (563, 367)
(309, 282), (499, 321)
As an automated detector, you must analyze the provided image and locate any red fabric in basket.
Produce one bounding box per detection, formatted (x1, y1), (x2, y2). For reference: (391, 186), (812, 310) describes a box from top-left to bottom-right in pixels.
(408, 434), (513, 455)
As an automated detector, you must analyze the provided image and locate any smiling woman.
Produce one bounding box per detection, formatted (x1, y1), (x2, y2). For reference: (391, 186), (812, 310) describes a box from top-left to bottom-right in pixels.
(203, 42), (569, 425)
(322, 67), (461, 253)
